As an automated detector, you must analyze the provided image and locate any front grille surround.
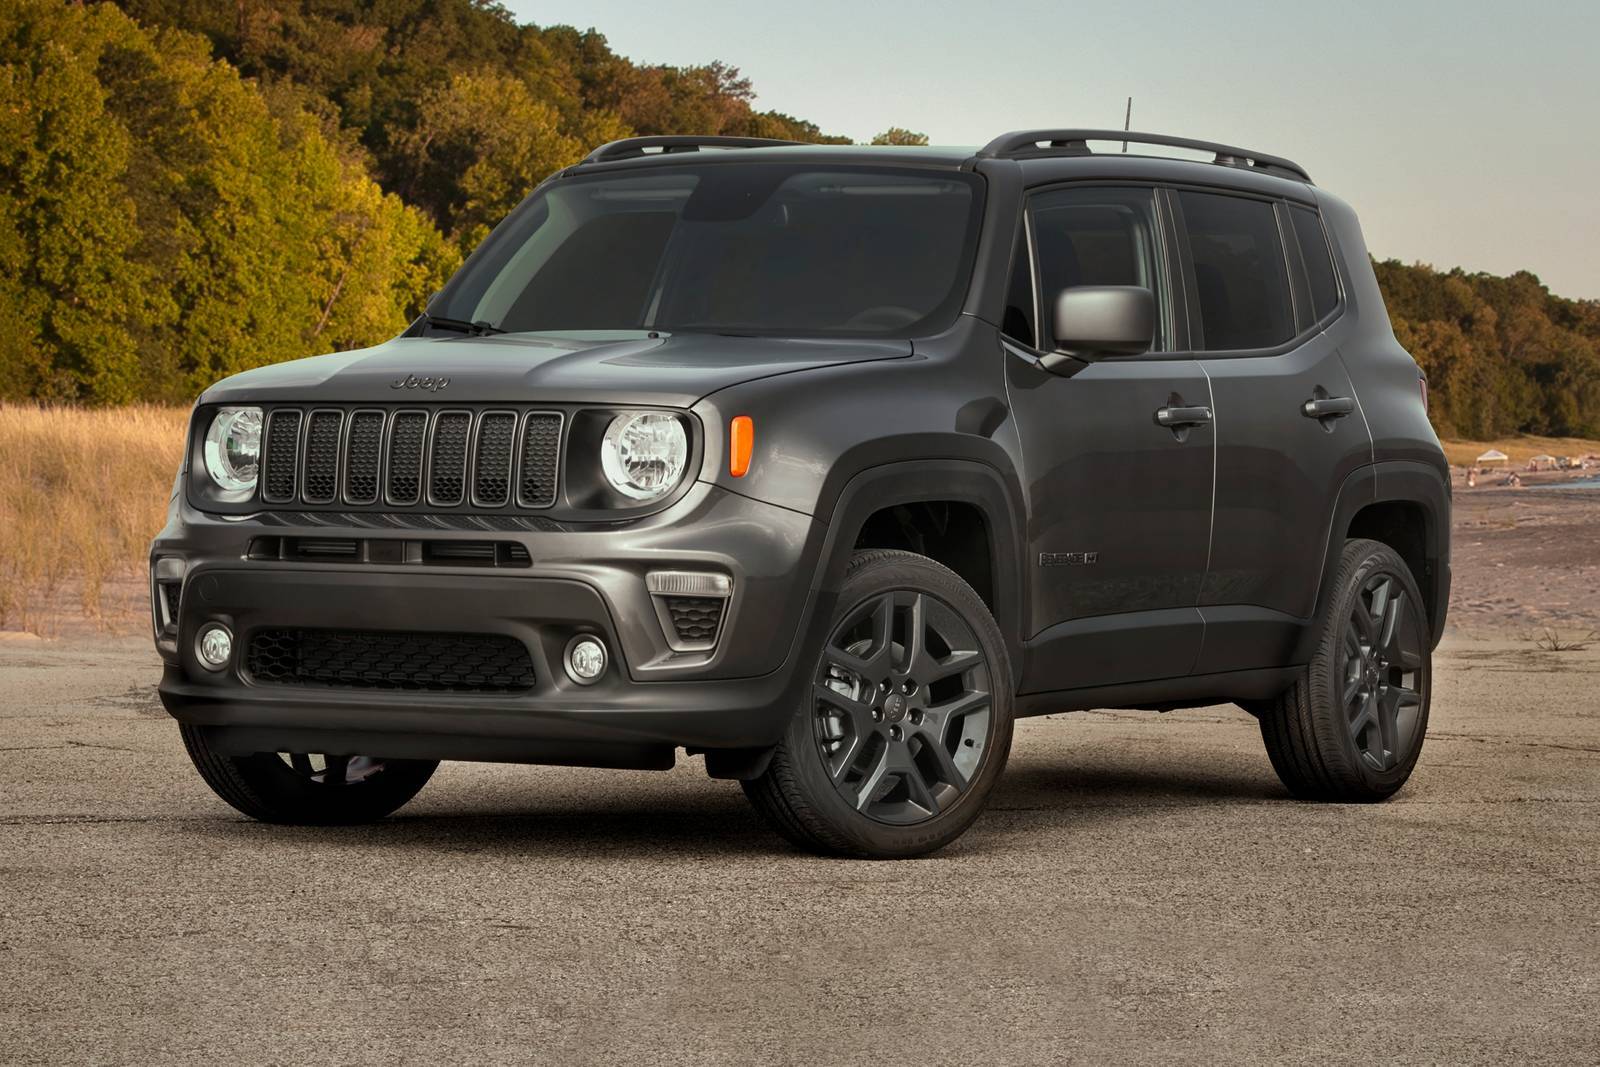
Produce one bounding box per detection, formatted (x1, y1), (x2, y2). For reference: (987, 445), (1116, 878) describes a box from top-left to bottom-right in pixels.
(252, 406), (564, 513)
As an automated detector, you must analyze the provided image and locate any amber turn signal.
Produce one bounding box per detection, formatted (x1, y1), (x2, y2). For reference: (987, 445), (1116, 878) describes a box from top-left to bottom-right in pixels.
(729, 415), (754, 477)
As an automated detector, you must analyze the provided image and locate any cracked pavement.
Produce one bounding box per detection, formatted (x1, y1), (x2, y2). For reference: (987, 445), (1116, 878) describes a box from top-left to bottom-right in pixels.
(1, 635), (1597, 1064)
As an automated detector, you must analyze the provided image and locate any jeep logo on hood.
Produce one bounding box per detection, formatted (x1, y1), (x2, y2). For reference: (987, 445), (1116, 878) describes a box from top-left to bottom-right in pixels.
(391, 373), (449, 393)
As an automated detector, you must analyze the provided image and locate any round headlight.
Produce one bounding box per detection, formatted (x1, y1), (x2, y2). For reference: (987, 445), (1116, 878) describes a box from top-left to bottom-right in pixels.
(600, 413), (688, 501)
(203, 407), (263, 493)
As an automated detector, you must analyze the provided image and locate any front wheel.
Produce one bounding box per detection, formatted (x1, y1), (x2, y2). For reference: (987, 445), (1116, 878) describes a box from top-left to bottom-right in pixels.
(1258, 538), (1431, 801)
(743, 550), (1015, 858)
(181, 724), (438, 824)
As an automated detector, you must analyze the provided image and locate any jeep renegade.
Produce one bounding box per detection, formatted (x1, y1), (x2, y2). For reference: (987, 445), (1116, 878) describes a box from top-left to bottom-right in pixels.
(153, 130), (1451, 858)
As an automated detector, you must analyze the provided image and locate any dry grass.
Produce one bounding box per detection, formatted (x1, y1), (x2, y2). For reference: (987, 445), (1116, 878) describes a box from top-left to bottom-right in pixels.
(0, 404), (188, 634)
(1439, 434), (1600, 468)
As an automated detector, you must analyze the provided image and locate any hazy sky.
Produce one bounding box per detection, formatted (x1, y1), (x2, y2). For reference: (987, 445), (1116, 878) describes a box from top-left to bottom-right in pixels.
(511, 0), (1600, 300)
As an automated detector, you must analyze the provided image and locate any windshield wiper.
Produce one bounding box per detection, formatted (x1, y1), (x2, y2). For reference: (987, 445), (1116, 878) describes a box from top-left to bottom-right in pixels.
(418, 312), (504, 337)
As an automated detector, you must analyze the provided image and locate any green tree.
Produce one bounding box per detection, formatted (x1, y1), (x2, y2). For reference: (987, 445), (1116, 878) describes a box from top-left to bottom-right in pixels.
(0, 1), (156, 402)
(1, 0), (456, 402)
(871, 127), (930, 146)
(397, 72), (628, 245)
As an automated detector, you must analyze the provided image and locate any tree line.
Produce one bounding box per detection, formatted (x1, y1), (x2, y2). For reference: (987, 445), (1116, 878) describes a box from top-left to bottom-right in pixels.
(3, 0), (1596, 440)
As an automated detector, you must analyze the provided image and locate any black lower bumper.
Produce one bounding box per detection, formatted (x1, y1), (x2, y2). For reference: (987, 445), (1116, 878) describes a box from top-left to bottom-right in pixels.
(153, 483), (833, 770)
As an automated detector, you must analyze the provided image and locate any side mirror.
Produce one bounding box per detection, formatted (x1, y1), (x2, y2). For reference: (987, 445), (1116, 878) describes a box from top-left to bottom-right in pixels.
(1049, 286), (1155, 363)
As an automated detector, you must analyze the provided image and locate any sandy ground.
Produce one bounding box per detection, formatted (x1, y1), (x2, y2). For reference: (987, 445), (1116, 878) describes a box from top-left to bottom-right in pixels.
(1, 632), (1597, 1064)
(1450, 482), (1600, 636)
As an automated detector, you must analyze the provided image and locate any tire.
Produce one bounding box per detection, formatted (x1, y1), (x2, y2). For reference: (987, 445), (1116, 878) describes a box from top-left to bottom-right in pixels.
(743, 550), (1015, 858)
(1259, 538), (1431, 801)
(181, 724), (438, 824)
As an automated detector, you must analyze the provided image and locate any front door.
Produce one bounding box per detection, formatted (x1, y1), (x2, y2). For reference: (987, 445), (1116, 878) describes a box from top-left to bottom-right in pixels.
(1004, 185), (1215, 693)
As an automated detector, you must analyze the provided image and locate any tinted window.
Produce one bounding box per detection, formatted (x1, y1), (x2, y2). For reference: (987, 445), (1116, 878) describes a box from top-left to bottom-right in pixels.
(1290, 205), (1340, 321)
(437, 165), (982, 339)
(1179, 191), (1294, 351)
(1001, 221), (1036, 347)
(1030, 186), (1166, 351)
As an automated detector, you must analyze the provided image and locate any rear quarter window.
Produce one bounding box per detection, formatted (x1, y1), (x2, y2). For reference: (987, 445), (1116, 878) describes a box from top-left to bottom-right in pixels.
(1289, 205), (1341, 321)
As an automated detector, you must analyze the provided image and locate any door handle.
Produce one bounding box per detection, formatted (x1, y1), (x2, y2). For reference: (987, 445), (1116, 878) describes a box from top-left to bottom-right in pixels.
(1302, 396), (1355, 420)
(1155, 405), (1213, 428)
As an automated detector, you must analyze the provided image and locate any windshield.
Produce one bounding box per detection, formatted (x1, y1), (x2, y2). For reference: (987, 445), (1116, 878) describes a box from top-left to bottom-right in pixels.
(431, 163), (983, 339)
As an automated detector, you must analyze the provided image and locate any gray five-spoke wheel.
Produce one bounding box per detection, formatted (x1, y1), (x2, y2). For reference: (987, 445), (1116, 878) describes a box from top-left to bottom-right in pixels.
(813, 589), (993, 825)
(1340, 572), (1426, 772)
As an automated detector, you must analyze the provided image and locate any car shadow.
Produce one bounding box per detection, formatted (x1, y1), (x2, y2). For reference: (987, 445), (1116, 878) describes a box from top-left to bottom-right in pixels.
(993, 760), (1287, 808)
(173, 758), (1289, 860)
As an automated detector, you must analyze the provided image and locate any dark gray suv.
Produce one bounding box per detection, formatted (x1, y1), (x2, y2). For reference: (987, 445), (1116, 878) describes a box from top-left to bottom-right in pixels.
(153, 130), (1451, 858)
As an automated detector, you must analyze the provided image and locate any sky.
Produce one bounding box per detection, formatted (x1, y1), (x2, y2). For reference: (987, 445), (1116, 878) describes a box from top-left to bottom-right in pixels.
(510, 0), (1600, 301)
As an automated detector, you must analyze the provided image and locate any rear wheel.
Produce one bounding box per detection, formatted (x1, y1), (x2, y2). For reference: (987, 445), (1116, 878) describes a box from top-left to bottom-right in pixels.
(1259, 538), (1431, 801)
(181, 724), (438, 824)
(743, 550), (1014, 858)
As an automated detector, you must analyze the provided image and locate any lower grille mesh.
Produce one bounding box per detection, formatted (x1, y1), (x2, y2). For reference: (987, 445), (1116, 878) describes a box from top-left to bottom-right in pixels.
(247, 629), (536, 692)
(665, 596), (725, 646)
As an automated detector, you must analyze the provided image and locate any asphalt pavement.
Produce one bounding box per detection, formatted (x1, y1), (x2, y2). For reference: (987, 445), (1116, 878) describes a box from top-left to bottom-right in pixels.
(1, 634), (1596, 1064)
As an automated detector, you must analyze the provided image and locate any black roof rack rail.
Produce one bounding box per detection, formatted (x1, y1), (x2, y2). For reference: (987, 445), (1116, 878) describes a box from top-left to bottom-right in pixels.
(580, 135), (810, 165)
(973, 129), (1312, 183)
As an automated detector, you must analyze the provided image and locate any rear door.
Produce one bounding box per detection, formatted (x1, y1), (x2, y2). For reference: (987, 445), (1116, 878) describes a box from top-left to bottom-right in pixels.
(1169, 189), (1373, 673)
(1004, 184), (1214, 692)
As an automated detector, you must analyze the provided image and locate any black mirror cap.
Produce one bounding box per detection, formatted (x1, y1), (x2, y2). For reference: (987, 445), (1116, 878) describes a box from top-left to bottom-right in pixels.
(1050, 286), (1155, 361)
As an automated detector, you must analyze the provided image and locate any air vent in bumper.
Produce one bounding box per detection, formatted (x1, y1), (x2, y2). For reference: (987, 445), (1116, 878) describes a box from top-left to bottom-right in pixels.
(645, 571), (732, 653)
(246, 629), (536, 692)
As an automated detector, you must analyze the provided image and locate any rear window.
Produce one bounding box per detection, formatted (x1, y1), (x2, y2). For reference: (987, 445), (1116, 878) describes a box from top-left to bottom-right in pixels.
(436, 164), (983, 339)
(1179, 191), (1295, 351)
(1289, 205), (1341, 321)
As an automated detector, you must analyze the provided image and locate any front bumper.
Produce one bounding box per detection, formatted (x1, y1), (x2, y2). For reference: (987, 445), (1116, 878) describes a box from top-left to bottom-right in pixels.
(152, 481), (831, 767)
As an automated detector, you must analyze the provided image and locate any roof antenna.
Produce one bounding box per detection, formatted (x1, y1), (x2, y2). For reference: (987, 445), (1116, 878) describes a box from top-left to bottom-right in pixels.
(1122, 97), (1133, 152)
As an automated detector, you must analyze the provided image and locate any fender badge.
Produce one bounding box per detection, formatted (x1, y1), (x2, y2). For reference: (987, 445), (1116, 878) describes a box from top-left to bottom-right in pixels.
(1040, 552), (1098, 567)
(391, 374), (449, 392)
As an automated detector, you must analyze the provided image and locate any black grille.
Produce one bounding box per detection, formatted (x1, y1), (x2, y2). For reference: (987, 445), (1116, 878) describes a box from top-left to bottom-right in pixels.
(665, 596), (725, 646)
(255, 406), (562, 512)
(344, 411), (384, 504)
(302, 411), (343, 504)
(428, 412), (471, 505)
(247, 629), (536, 692)
(386, 411), (427, 504)
(473, 413), (516, 506)
(518, 414), (562, 508)
(262, 411), (302, 503)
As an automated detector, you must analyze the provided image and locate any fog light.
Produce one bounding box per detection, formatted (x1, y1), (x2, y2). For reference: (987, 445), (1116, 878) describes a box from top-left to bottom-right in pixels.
(565, 635), (607, 685)
(196, 624), (233, 671)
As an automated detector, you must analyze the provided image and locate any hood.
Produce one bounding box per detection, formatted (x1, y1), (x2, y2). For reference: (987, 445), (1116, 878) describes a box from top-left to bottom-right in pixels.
(198, 332), (912, 408)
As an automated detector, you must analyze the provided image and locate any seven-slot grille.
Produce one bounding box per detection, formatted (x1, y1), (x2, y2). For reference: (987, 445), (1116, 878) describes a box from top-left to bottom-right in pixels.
(259, 407), (562, 510)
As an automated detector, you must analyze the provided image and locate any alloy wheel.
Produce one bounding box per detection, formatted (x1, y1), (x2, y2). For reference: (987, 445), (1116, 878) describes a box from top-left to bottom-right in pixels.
(1340, 572), (1426, 772)
(813, 589), (993, 825)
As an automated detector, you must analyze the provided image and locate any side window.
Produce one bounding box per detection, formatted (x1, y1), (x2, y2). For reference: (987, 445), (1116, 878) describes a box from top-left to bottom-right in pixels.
(1029, 187), (1166, 352)
(1289, 205), (1341, 321)
(1001, 220), (1036, 348)
(1178, 190), (1294, 351)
